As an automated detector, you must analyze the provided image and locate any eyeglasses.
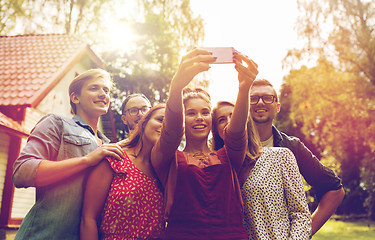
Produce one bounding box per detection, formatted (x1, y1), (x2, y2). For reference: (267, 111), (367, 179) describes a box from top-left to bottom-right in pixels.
(250, 95), (277, 105)
(124, 106), (151, 116)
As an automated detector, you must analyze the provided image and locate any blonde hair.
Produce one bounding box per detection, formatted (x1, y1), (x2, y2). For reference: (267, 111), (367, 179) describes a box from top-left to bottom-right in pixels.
(182, 87), (211, 109)
(69, 69), (112, 114)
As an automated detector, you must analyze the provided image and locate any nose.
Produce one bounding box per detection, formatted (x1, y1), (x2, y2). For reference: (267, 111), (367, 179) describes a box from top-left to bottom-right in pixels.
(196, 112), (204, 120)
(257, 97), (266, 105)
(98, 88), (107, 98)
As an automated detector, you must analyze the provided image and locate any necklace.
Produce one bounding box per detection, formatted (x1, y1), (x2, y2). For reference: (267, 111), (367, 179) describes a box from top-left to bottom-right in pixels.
(187, 152), (210, 167)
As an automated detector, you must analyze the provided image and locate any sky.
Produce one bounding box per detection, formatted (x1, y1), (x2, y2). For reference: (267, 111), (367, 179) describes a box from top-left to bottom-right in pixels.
(189, 0), (303, 104)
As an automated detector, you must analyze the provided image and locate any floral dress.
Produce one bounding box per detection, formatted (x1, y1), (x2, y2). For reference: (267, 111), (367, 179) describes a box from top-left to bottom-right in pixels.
(100, 152), (164, 240)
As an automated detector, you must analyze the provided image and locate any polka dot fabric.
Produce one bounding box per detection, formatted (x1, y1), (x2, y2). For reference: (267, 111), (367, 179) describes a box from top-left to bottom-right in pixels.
(100, 152), (164, 240)
(241, 147), (311, 240)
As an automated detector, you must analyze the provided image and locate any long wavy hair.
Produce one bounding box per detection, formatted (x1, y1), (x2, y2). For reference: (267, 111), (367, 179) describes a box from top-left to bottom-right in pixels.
(124, 103), (166, 155)
(212, 101), (234, 151)
(211, 101), (262, 161)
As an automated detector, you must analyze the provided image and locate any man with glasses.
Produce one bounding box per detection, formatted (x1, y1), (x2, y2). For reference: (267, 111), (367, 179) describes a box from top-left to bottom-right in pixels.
(249, 78), (345, 236)
(121, 93), (151, 139)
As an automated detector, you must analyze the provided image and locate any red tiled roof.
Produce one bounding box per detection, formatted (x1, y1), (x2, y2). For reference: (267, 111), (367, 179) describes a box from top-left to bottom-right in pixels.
(0, 112), (29, 137)
(0, 34), (103, 107)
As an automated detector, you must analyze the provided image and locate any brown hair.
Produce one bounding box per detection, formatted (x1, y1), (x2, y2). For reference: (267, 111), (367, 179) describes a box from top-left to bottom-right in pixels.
(246, 117), (263, 161)
(69, 69), (112, 114)
(124, 103), (166, 155)
(212, 101), (234, 151)
(182, 87), (211, 109)
(251, 78), (278, 102)
(211, 101), (262, 160)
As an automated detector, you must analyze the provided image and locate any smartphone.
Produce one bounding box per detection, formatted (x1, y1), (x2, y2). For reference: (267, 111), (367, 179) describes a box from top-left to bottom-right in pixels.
(202, 47), (235, 64)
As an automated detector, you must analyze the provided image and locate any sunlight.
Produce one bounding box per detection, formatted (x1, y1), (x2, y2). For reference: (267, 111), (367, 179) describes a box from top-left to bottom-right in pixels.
(103, 18), (136, 52)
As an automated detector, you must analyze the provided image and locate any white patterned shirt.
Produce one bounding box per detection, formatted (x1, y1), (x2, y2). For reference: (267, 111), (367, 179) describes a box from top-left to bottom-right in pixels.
(241, 147), (311, 239)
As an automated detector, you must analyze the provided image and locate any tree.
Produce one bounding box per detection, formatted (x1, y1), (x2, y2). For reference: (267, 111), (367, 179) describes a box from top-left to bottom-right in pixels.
(1, 0), (116, 39)
(285, 0), (375, 85)
(0, 0), (26, 34)
(282, 0), (375, 219)
(280, 58), (375, 217)
(101, 0), (204, 140)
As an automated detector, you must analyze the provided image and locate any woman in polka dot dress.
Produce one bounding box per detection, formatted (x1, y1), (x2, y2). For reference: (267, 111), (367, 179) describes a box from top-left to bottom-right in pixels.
(212, 101), (312, 239)
(81, 104), (166, 240)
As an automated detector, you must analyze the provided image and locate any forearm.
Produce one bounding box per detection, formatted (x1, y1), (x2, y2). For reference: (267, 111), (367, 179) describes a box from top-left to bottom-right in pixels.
(80, 217), (99, 240)
(228, 85), (250, 133)
(311, 187), (345, 235)
(35, 157), (90, 187)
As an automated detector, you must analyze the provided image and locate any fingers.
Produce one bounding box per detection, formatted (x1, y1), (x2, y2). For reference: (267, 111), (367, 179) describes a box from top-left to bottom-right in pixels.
(116, 139), (127, 147)
(172, 48), (217, 89)
(182, 48), (215, 62)
(100, 143), (124, 161)
(234, 51), (259, 83)
(234, 51), (258, 69)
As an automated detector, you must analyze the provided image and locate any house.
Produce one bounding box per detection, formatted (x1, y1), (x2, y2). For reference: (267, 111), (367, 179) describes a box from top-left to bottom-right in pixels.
(0, 34), (117, 236)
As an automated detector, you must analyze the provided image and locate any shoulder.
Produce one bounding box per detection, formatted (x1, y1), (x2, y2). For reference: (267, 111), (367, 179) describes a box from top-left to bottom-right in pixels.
(261, 147), (296, 164)
(106, 150), (130, 173)
(263, 147), (294, 157)
(279, 131), (302, 145)
(35, 114), (76, 128)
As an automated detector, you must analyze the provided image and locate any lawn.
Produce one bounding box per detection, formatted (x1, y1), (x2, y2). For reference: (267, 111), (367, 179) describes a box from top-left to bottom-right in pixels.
(312, 218), (375, 240)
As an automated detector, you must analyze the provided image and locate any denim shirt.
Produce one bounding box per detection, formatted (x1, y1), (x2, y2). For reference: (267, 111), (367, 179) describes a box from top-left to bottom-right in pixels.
(13, 114), (110, 240)
(272, 125), (342, 201)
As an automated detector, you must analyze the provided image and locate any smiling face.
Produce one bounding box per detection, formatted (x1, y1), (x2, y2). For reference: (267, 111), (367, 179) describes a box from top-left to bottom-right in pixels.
(70, 77), (111, 119)
(143, 108), (165, 145)
(215, 104), (234, 140)
(122, 96), (152, 132)
(184, 98), (212, 141)
(250, 85), (280, 124)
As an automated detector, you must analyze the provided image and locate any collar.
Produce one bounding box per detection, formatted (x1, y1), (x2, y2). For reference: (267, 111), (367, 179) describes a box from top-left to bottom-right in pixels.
(272, 125), (283, 146)
(72, 115), (109, 143)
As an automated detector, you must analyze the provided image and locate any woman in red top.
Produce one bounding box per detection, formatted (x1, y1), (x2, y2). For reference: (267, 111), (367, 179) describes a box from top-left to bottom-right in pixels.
(81, 103), (166, 240)
(151, 48), (258, 240)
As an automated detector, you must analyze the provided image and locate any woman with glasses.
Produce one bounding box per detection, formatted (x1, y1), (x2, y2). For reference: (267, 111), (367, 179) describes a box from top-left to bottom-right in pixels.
(81, 103), (166, 240)
(211, 86), (311, 239)
(151, 48), (258, 239)
(121, 93), (152, 138)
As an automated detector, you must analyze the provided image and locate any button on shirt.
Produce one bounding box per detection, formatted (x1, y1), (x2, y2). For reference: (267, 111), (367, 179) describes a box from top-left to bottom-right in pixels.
(13, 114), (110, 240)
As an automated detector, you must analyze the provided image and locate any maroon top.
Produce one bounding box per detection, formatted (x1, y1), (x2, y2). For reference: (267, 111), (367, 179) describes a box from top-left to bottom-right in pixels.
(151, 104), (248, 240)
(164, 149), (248, 240)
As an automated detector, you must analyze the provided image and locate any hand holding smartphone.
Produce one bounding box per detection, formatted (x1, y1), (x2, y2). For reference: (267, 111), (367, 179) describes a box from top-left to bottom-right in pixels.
(202, 47), (235, 64)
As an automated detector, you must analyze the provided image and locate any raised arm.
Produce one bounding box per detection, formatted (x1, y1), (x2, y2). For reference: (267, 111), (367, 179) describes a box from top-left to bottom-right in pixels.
(80, 160), (114, 240)
(151, 48), (216, 186)
(225, 52), (258, 171)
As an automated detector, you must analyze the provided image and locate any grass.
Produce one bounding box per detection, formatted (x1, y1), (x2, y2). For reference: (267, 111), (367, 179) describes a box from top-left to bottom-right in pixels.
(312, 218), (375, 240)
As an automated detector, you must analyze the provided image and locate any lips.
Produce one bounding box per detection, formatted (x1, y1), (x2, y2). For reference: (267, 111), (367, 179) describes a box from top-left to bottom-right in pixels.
(255, 109), (267, 113)
(94, 100), (108, 105)
(193, 124), (207, 129)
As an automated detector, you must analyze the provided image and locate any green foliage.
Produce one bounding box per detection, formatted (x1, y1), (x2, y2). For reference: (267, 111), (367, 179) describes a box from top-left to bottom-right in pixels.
(313, 218), (375, 240)
(1, 0), (116, 39)
(286, 0), (375, 85)
(282, 0), (375, 219)
(1, 0), (204, 140)
(101, 0), (204, 140)
(0, 0), (26, 34)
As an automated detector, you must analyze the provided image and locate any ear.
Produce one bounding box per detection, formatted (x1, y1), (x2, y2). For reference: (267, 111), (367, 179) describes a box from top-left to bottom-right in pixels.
(121, 115), (128, 126)
(277, 103), (281, 113)
(70, 92), (80, 104)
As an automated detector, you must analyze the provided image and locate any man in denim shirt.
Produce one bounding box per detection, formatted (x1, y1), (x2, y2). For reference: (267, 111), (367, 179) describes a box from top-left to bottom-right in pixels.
(249, 78), (345, 236)
(13, 69), (124, 240)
